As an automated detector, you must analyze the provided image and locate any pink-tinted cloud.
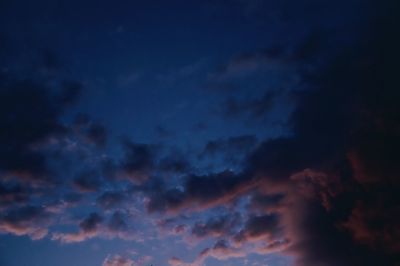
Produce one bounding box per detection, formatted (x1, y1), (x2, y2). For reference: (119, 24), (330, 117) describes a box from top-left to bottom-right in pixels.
(102, 255), (134, 266)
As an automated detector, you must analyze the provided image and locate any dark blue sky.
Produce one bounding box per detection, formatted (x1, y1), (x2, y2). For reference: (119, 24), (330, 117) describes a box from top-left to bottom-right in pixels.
(0, 1), (399, 266)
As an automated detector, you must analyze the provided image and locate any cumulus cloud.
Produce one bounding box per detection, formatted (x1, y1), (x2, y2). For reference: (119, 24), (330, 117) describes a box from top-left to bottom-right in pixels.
(97, 191), (127, 210)
(0, 76), (81, 184)
(52, 211), (136, 243)
(0, 182), (29, 207)
(172, 240), (248, 266)
(221, 91), (279, 119)
(146, 171), (257, 213)
(52, 212), (103, 243)
(165, 2), (400, 265)
(0, 205), (52, 240)
(1, 2), (399, 266)
(72, 114), (108, 148)
(199, 239), (248, 261)
(118, 140), (157, 183)
(233, 214), (281, 245)
(73, 171), (102, 192)
(102, 255), (134, 266)
(191, 213), (241, 239)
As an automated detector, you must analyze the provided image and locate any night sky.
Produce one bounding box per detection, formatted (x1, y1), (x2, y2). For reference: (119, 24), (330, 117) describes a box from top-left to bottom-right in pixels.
(0, 1), (399, 266)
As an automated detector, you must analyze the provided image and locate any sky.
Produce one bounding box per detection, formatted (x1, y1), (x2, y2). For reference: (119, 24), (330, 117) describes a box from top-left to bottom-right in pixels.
(0, 0), (399, 266)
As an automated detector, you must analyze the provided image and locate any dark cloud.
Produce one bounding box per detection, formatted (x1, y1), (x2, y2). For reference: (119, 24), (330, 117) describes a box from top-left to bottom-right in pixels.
(0, 182), (29, 207)
(52, 212), (103, 243)
(158, 153), (191, 174)
(248, 193), (285, 212)
(222, 91), (278, 119)
(241, 1), (400, 265)
(183, 171), (251, 208)
(107, 211), (129, 232)
(52, 210), (136, 243)
(192, 121), (208, 132)
(73, 171), (102, 192)
(233, 214), (281, 244)
(191, 213), (241, 239)
(119, 140), (156, 182)
(342, 199), (400, 253)
(97, 191), (126, 210)
(154, 125), (174, 138)
(177, 239), (248, 265)
(166, 2), (400, 265)
(0, 205), (51, 239)
(147, 187), (185, 214)
(147, 170), (256, 213)
(40, 49), (64, 73)
(0, 76), (81, 183)
(72, 113), (108, 148)
(209, 46), (289, 85)
(289, 31), (329, 62)
(116, 142), (191, 180)
(86, 123), (107, 147)
(62, 192), (83, 205)
(79, 212), (103, 233)
(58, 81), (82, 106)
(201, 135), (257, 157)
(0, 1), (398, 266)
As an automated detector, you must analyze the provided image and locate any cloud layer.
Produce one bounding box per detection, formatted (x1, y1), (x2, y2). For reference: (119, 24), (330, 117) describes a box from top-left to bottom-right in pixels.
(0, 0), (399, 266)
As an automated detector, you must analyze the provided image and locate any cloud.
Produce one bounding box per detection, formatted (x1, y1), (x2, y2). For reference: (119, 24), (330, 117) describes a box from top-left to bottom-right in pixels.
(0, 205), (52, 240)
(164, 2), (400, 265)
(158, 152), (191, 174)
(0, 2), (398, 266)
(173, 240), (248, 266)
(0, 182), (29, 207)
(156, 59), (207, 84)
(146, 171), (257, 213)
(108, 211), (129, 232)
(52, 212), (103, 243)
(209, 47), (287, 83)
(79, 212), (103, 232)
(248, 193), (285, 213)
(154, 125), (174, 138)
(233, 214), (281, 245)
(168, 256), (185, 266)
(221, 91), (279, 119)
(97, 191), (127, 210)
(341, 198), (400, 253)
(118, 140), (157, 183)
(84, 123), (108, 148)
(52, 211), (136, 243)
(243, 3), (400, 265)
(73, 171), (102, 192)
(191, 213), (241, 239)
(72, 113), (108, 148)
(102, 255), (134, 266)
(200, 135), (257, 163)
(199, 239), (247, 261)
(0, 76), (81, 184)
